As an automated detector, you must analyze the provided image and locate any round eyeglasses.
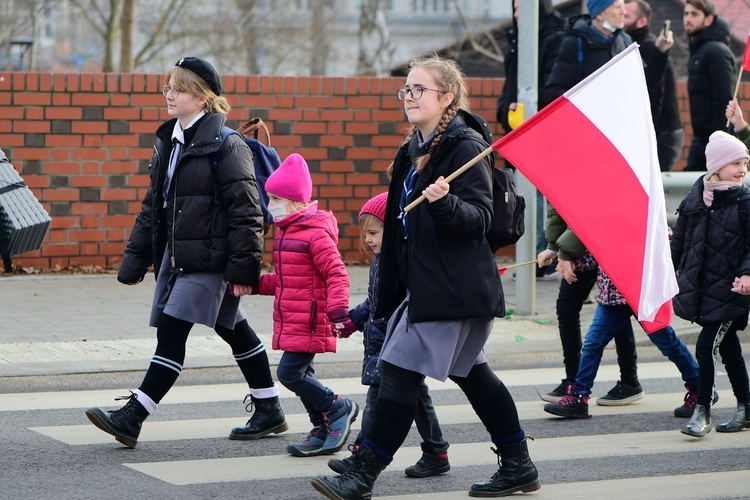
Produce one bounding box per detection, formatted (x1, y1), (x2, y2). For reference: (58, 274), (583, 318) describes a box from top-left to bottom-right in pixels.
(162, 85), (182, 98)
(397, 86), (445, 101)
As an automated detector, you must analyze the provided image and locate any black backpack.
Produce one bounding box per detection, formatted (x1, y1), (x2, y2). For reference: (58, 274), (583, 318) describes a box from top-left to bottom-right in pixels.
(209, 118), (281, 227)
(460, 111), (526, 252)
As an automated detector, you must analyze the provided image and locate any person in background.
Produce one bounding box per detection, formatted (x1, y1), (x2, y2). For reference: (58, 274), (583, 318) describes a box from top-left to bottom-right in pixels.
(311, 54), (540, 499)
(497, 0), (565, 279)
(257, 153), (360, 457)
(327, 191), (450, 478)
(623, 0), (683, 171)
(726, 99), (750, 149)
(672, 131), (750, 437)
(682, 0), (735, 171)
(85, 57), (286, 448)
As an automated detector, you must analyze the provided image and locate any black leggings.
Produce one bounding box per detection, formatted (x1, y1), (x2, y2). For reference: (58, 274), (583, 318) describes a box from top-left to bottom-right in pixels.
(695, 319), (750, 407)
(364, 361), (521, 458)
(139, 314), (273, 403)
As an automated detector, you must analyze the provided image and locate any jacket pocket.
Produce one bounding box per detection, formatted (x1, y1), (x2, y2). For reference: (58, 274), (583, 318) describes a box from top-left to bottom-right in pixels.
(309, 300), (318, 333)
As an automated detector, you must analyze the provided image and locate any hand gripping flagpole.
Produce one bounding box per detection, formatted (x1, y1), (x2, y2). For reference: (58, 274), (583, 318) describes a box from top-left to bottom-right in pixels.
(402, 145), (495, 212)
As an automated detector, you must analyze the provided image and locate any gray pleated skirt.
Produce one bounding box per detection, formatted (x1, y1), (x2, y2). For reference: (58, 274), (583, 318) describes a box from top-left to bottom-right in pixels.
(379, 292), (492, 382)
(149, 251), (246, 329)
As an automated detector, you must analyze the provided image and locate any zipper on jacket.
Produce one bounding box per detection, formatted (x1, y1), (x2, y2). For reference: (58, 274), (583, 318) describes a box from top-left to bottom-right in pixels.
(277, 230), (285, 335)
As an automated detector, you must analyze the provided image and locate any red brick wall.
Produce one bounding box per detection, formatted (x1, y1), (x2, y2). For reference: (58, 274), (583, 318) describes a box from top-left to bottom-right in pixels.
(0, 71), (746, 270)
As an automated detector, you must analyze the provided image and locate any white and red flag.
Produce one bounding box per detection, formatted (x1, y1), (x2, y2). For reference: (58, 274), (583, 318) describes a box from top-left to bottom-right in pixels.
(743, 28), (750, 72)
(493, 44), (677, 332)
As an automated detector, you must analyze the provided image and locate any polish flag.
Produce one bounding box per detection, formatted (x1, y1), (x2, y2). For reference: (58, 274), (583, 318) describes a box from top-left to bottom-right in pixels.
(492, 44), (677, 332)
(743, 29), (750, 72)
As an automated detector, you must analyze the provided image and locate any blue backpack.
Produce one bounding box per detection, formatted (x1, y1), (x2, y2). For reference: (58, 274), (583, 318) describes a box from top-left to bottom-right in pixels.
(209, 118), (281, 227)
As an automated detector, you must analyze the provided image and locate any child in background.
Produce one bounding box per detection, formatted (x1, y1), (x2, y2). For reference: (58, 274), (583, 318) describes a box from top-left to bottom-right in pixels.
(257, 153), (360, 455)
(327, 191), (450, 478)
(672, 131), (750, 437)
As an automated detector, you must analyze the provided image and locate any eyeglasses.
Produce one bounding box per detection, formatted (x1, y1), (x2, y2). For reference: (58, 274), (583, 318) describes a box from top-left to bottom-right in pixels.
(397, 86), (445, 101)
(162, 85), (182, 98)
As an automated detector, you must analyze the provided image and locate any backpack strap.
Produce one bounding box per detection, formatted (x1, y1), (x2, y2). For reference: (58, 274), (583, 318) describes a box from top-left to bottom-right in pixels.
(209, 126), (241, 205)
(577, 37), (584, 81)
(238, 118), (272, 147)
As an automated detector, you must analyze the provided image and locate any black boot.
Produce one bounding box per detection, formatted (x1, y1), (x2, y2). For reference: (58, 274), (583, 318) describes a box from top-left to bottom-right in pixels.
(229, 395), (289, 440)
(84, 392), (149, 449)
(469, 439), (541, 497)
(328, 443), (359, 474)
(311, 445), (387, 500)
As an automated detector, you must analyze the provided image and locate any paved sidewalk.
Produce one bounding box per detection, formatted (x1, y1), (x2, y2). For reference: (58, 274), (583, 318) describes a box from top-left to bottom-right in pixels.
(0, 265), (701, 377)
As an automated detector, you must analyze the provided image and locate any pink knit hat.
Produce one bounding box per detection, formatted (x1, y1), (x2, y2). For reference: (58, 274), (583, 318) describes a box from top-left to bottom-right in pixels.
(359, 192), (388, 221)
(265, 153), (312, 203)
(706, 131), (749, 177)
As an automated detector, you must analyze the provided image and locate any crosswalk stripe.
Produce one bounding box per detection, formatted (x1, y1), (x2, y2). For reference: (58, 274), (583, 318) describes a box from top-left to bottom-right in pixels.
(122, 430), (750, 485)
(1, 360), (705, 411)
(381, 470), (750, 500)
(29, 392), (736, 445)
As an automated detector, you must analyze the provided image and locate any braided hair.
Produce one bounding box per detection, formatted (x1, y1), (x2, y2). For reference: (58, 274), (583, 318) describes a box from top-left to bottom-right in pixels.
(403, 55), (469, 173)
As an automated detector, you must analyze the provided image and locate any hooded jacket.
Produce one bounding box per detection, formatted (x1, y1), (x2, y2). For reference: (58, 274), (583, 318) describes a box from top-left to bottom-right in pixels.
(374, 114), (505, 323)
(496, 0), (565, 133)
(686, 17), (735, 149)
(118, 113), (264, 286)
(544, 14), (631, 105)
(258, 202), (349, 354)
(349, 254), (387, 386)
(671, 178), (750, 326)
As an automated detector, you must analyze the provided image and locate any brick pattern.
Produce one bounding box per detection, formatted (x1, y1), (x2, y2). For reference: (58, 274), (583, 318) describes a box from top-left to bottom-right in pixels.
(1, 71), (747, 270)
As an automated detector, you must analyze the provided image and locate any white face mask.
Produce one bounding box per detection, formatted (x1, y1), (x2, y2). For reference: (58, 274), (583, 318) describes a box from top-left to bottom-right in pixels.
(602, 19), (619, 32)
(268, 202), (290, 221)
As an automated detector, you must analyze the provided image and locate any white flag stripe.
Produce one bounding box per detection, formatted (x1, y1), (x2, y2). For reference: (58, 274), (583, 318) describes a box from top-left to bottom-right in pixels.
(565, 44), (654, 195)
(0, 361), (692, 412)
(123, 430), (750, 485)
(381, 470), (750, 500)
(32, 391), (734, 446)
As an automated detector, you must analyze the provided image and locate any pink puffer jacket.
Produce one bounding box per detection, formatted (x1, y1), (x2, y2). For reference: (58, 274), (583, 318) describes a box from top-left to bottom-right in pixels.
(258, 202), (350, 353)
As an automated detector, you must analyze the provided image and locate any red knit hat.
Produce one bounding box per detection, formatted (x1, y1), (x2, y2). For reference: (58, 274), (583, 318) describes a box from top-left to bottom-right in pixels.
(359, 191), (388, 221)
(265, 153), (312, 203)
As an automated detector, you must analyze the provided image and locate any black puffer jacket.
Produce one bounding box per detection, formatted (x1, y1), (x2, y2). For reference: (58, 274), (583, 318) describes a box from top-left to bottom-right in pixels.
(374, 113), (504, 323)
(496, 0), (565, 133)
(686, 17), (735, 154)
(118, 113), (264, 287)
(671, 178), (750, 326)
(544, 15), (631, 104)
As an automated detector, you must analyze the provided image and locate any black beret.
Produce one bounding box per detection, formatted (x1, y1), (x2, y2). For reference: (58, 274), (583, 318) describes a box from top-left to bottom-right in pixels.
(175, 56), (222, 96)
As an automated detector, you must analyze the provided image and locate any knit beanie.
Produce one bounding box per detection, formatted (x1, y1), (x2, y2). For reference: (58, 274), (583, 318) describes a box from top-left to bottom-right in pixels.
(359, 192), (388, 221)
(705, 131), (749, 177)
(175, 57), (222, 96)
(265, 153), (313, 203)
(587, 0), (616, 18)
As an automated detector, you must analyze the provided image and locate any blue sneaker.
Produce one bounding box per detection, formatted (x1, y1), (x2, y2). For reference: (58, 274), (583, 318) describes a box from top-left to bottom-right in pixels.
(321, 396), (359, 454)
(287, 426), (327, 457)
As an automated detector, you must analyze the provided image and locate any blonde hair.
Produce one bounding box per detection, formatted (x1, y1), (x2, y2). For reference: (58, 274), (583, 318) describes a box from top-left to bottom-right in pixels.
(165, 66), (231, 114)
(402, 54), (469, 173)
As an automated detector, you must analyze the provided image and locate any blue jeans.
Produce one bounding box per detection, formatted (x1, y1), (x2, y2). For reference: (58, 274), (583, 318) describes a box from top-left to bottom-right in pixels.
(356, 382), (448, 454)
(277, 351), (335, 427)
(576, 304), (699, 395)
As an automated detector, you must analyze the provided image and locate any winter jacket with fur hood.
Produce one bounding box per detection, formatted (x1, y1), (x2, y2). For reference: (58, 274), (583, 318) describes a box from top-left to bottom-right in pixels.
(671, 178), (750, 326)
(118, 113), (264, 286)
(258, 202), (350, 354)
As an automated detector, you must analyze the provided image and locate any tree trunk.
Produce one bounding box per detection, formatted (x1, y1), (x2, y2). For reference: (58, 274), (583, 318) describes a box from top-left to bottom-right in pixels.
(357, 0), (391, 76)
(119, 0), (136, 72)
(103, 0), (122, 72)
(310, 0), (329, 75)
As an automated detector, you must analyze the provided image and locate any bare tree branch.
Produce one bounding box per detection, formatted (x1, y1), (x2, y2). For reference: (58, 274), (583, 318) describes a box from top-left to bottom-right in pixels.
(450, 0), (504, 64)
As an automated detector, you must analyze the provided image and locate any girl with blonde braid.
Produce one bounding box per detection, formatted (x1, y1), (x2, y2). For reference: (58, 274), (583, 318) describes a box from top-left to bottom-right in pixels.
(311, 54), (540, 499)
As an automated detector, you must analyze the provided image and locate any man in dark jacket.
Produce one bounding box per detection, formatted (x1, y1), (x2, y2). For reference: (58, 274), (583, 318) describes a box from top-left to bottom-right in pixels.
(496, 0), (565, 279)
(624, 0), (683, 171)
(683, 0), (736, 171)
